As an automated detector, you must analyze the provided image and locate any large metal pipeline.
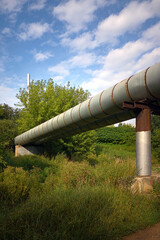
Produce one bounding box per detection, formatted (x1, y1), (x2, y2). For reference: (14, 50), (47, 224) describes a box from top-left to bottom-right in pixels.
(15, 62), (160, 146)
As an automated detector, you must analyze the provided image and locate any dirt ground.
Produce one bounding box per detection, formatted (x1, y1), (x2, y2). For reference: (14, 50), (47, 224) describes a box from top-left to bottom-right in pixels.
(122, 223), (160, 240)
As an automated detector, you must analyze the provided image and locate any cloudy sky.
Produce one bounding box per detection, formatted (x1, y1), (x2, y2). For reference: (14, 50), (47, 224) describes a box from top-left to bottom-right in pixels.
(0, 0), (160, 108)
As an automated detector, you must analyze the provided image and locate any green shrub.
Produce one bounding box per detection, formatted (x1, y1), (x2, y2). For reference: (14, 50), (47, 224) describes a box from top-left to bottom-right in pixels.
(96, 125), (135, 145)
(152, 129), (160, 162)
(96, 143), (136, 159)
(94, 155), (136, 187)
(7, 155), (52, 171)
(0, 148), (159, 240)
(52, 161), (96, 189)
(0, 156), (7, 172)
(0, 166), (42, 206)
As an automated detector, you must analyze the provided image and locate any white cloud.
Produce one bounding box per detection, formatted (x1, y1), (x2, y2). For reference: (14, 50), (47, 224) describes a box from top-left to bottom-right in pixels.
(142, 21), (160, 44)
(81, 22), (160, 95)
(69, 52), (96, 68)
(102, 22), (160, 73)
(48, 52), (96, 80)
(0, 85), (18, 107)
(53, 76), (64, 82)
(1, 27), (11, 35)
(60, 0), (160, 52)
(103, 40), (152, 72)
(134, 47), (160, 71)
(33, 51), (53, 61)
(61, 32), (96, 51)
(48, 62), (70, 77)
(48, 51), (97, 82)
(53, 0), (106, 33)
(0, 0), (27, 13)
(95, 0), (160, 44)
(29, 0), (47, 10)
(18, 22), (51, 40)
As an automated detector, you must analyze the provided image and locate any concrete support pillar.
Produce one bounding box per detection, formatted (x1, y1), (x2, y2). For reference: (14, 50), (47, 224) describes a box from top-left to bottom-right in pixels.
(136, 108), (151, 176)
(15, 145), (43, 157)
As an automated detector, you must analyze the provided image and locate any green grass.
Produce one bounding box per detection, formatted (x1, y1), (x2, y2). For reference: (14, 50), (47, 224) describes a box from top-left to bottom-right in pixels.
(1, 186), (160, 240)
(0, 144), (160, 240)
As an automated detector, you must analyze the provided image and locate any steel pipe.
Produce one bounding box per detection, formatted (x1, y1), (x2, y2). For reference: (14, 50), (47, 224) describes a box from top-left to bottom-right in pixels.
(15, 62), (160, 146)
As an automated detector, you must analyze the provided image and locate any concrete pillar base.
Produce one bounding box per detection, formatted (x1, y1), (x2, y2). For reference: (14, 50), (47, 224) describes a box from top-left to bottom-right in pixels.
(15, 145), (43, 157)
(131, 176), (153, 194)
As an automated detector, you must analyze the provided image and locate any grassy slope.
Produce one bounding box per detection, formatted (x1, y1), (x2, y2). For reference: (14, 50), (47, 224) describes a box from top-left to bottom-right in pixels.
(0, 144), (160, 240)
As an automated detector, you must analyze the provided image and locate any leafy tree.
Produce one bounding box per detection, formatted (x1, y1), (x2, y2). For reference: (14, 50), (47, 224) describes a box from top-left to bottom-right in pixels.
(96, 125), (135, 145)
(0, 104), (19, 170)
(151, 114), (160, 131)
(16, 79), (96, 159)
(151, 114), (160, 162)
(0, 104), (19, 120)
(152, 129), (160, 161)
(16, 80), (89, 133)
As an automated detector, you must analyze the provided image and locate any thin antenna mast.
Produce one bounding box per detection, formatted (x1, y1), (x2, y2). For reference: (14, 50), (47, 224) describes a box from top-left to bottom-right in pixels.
(27, 73), (30, 94)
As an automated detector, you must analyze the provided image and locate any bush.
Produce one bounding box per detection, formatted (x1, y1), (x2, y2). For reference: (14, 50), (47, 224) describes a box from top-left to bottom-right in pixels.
(96, 125), (135, 145)
(152, 129), (160, 162)
(7, 155), (52, 171)
(0, 120), (17, 153)
(52, 161), (96, 189)
(0, 166), (42, 206)
(95, 143), (136, 159)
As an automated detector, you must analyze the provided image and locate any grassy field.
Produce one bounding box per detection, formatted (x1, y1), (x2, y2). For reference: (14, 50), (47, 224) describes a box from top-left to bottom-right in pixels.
(0, 143), (160, 240)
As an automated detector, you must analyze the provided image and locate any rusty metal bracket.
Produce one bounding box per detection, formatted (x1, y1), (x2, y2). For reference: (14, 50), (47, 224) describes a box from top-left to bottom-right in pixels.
(123, 99), (160, 115)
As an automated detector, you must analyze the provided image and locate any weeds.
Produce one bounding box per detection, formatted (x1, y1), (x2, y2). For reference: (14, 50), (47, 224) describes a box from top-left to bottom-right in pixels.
(0, 144), (160, 240)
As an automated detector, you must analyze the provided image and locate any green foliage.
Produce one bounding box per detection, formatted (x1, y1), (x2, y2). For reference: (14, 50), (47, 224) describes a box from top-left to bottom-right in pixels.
(0, 104), (19, 167)
(0, 119), (17, 167)
(0, 157), (7, 172)
(0, 104), (19, 120)
(16, 79), (97, 159)
(96, 125), (135, 145)
(1, 186), (160, 240)
(62, 130), (97, 160)
(151, 114), (160, 131)
(52, 161), (96, 189)
(6, 155), (52, 171)
(0, 148), (160, 240)
(0, 166), (42, 206)
(95, 143), (136, 159)
(0, 120), (17, 150)
(151, 115), (160, 162)
(16, 80), (89, 133)
(152, 129), (160, 161)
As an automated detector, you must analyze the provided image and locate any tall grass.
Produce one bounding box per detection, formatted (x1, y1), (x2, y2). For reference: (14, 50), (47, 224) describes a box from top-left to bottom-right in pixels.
(1, 186), (160, 240)
(0, 144), (160, 240)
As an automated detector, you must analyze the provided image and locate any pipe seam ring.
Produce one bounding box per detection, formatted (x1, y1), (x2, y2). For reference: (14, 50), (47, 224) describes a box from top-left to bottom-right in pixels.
(125, 75), (134, 101)
(99, 90), (109, 115)
(111, 83), (123, 110)
(144, 67), (156, 99)
(57, 116), (60, 128)
(79, 102), (88, 123)
(51, 118), (55, 130)
(88, 97), (98, 120)
(63, 112), (66, 126)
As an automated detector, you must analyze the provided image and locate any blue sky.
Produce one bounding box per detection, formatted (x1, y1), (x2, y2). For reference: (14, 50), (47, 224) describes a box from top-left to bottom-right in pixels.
(0, 0), (160, 108)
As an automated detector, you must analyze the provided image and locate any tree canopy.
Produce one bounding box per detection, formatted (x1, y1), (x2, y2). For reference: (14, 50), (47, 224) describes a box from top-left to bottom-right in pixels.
(16, 79), (96, 159)
(0, 104), (19, 169)
(16, 80), (89, 133)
